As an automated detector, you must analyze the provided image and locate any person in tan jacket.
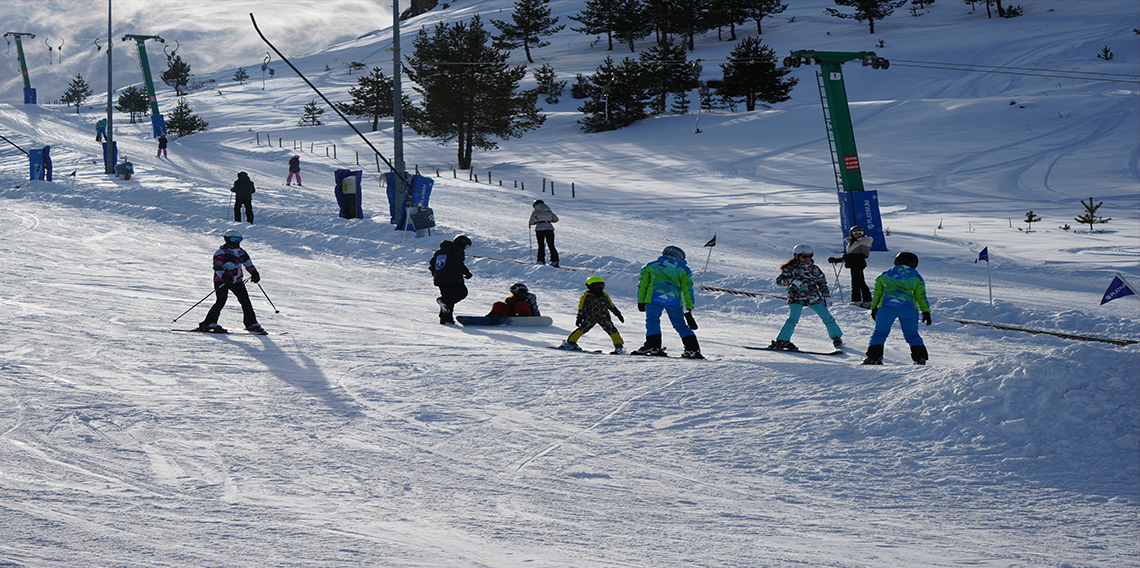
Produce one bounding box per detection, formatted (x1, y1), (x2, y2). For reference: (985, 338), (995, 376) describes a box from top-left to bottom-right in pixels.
(528, 199), (560, 267)
(829, 225), (874, 308)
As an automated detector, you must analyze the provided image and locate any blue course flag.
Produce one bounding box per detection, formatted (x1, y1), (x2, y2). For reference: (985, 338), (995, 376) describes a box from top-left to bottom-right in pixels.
(1100, 275), (1137, 305)
(704, 235), (716, 247)
(975, 246), (988, 263)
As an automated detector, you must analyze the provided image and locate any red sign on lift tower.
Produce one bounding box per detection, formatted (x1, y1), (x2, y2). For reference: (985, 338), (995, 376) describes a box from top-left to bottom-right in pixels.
(844, 155), (860, 171)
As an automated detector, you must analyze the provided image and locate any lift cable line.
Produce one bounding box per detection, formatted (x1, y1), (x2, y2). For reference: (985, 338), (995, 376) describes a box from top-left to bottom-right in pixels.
(248, 13), (412, 192)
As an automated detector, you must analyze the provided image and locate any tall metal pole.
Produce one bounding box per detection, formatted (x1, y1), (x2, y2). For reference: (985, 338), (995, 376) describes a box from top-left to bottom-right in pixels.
(392, 0), (405, 177)
(105, 0), (114, 174)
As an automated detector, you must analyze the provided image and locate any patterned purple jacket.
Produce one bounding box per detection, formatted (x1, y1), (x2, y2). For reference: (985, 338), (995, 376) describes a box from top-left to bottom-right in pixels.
(213, 243), (256, 283)
(775, 259), (831, 305)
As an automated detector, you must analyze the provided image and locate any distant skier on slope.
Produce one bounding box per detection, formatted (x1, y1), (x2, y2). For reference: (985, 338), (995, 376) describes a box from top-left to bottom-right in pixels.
(157, 133), (168, 158)
(559, 276), (625, 354)
(429, 235), (472, 324)
(231, 171), (256, 224)
(828, 225), (874, 308)
(486, 282), (541, 318)
(769, 244), (842, 352)
(529, 199), (559, 267)
(863, 252), (931, 365)
(631, 246), (703, 359)
(197, 229), (264, 334)
(286, 155), (302, 186)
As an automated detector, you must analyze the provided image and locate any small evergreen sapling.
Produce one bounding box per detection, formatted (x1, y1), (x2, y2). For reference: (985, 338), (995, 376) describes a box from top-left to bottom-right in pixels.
(1097, 46), (1114, 61)
(233, 67), (249, 85)
(1022, 210), (1042, 233)
(298, 100), (324, 126)
(1074, 197), (1111, 232)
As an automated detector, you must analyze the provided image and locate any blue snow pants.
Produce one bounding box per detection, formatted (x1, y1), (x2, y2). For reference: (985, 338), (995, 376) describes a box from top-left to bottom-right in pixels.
(869, 306), (925, 347)
(776, 302), (842, 342)
(645, 304), (694, 339)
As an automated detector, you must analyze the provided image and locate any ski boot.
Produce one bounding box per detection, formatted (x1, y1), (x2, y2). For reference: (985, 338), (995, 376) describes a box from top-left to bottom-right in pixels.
(768, 339), (798, 351)
(832, 336), (843, 348)
(631, 334), (668, 356)
(862, 344), (884, 365)
(559, 340), (583, 351)
(551, 261), (560, 268)
(911, 344), (929, 365)
(680, 335), (704, 359)
(611, 345), (626, 355)
(246, 323), (266, 334)
(197, 322), (227, 333)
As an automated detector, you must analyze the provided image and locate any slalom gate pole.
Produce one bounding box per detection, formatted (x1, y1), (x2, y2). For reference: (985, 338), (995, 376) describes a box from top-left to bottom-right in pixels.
(986, 258), (994, 325)
(172, 287), (218, 323)
(256, 281), (279, 313)
(701, 247), (713, 284)
(249, 14), (413, 194)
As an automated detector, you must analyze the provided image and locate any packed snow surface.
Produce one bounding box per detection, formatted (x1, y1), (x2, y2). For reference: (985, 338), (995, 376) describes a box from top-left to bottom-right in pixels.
(0, 0), (1137, 566)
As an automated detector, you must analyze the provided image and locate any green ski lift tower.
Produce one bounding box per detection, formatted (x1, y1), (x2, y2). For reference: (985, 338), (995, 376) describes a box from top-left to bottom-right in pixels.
(121, 34), (166, 137)
(784, 50), (891, 251)
(4, 32), (37, 104)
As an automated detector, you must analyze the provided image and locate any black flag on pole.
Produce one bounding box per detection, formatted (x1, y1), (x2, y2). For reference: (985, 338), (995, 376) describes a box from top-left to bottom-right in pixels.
(704, 235), (716, 247)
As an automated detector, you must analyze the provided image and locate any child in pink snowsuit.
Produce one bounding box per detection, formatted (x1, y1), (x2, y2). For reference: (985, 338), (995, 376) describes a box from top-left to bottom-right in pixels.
(286, 155), (302, 186)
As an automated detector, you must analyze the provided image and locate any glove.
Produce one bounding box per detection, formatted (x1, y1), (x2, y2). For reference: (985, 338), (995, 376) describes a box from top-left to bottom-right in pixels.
(464, 273), (472, 279)
(249, 269), (260, 284)
(828, 256), (842, 264)
(637, 303), (646, 312)
(615, 311), (625, 323)
(871, 308), (878, 321)
(790, 280), (803, 288)
(684, 311), (698, 330)
(922, 311), (932, 326)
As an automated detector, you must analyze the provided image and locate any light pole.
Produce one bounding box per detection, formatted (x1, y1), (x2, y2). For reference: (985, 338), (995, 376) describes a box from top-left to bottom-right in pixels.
(104, 0), (114, 174)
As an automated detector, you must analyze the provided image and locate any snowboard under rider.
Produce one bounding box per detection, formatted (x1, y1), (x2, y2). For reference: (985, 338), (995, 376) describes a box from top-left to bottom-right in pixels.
(197, 229), (263, 334)
(429, 235), (472, 324)
(632, 246), (703, 359)
(769, 244), (843, 351)
(231, 171), (256, 224)
(529, 200), (559, 267)
(487, 282), (541, 318)
(863, 252), (931, 365)
(828, 225), (874, 308)
(561, 276), (625, 354)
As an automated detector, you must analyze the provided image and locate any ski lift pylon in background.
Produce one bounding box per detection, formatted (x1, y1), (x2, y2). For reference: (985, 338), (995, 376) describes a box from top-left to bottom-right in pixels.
(260, 52), (275, 90)
(94, 37), (101, 52)
(164, 40), (179, 65)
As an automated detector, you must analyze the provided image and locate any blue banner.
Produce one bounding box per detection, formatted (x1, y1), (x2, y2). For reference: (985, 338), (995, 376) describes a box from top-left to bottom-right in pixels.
(385, 173), (433, 230)
(1100, 275), (1137, 305)
(334, 169), (363, 219)
(837, 190), (888, 251)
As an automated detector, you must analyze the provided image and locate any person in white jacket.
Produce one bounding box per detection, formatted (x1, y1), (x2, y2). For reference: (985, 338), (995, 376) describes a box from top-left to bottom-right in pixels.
(828, 225), (874, 308)
(529, 200), (560, 267)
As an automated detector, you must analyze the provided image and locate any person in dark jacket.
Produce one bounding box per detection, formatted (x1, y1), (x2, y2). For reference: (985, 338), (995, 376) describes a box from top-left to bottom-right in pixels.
(197, 229), (263, 334)
(429, 235), (472, 324)
(286, 155), (302, 186)
(157, 133), (168, 158)
(231, 171), (256, 224)
(828, 225), (874, 308)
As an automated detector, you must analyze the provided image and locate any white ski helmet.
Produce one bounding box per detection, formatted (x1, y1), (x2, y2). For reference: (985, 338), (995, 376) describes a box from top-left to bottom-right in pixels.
(223, 228), (243, 243)
(792, 244), (814, 256)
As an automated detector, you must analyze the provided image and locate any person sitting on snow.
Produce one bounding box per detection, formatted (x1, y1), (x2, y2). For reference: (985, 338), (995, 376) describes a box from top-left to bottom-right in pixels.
(487, 282), (540, 318)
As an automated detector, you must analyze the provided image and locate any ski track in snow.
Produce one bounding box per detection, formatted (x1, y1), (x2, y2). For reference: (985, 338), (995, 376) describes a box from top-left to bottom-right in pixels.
(0, 0), (1138, 566)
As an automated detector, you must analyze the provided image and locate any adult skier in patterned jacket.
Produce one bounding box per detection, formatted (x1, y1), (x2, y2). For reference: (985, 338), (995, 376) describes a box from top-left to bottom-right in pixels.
(631, 246), (703, 359)
(429, 235), (473, 324)
(769, 244), (842, 351)
(863, 252), (931, 365)
(197, 229), (263, 333)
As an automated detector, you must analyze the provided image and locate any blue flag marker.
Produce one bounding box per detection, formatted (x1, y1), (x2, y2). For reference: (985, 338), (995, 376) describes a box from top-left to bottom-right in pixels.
(1101, 274), (1138, 305)
(976, 246), (988, 263)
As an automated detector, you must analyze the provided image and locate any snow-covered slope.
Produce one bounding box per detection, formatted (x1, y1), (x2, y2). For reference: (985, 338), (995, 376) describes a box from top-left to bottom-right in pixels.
(0, 1), (1137, 566)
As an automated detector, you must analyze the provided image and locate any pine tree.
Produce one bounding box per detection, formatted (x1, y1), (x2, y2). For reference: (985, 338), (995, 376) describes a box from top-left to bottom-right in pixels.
(297, 100), (324, 126)
(160, 54), (193, 96)
(233, 67), (249, 85)
(612, 0), (651, 52)
(669, 0), (714, 51)
(709, 0), (752, 41)
(491, 0), (565, 64)
(405, 16), (545, 169)
(569, 0), (617, 51)
(577, 56), (648, 132)
(336, 67), (406, 132)
(1074, 198), (1111, 232)
(165, 98), (208, 136)
(719, 37), (798, 111)
(115, 85), (150, 124)
(1022, 210), (1042, 233)
(640, 39), (701, 115)
(746, 0), (789, 34)
(61, 74), (93, 114)
(533, 64), (566, 104)
(825, 0), (907, 34)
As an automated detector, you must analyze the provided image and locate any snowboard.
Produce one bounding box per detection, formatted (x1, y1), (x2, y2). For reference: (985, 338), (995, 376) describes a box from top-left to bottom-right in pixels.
(743, 345), (842, 356)
(172, 329), (286, 336)
(456, 316), (553, 327)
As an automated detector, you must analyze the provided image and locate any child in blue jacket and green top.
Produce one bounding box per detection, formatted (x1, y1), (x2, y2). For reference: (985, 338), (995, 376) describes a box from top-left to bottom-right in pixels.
(632, 246), (703, 359)
(863, 252), (931, 365)
(770, 244), (843, 351)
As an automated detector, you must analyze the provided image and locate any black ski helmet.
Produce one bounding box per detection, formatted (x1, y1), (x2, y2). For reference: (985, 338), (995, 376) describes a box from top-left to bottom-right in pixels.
(533, 199), (545, 207)
(894, 252), (919, 268)
(454, 235), (472, 249)
(509, 282), (529, 294)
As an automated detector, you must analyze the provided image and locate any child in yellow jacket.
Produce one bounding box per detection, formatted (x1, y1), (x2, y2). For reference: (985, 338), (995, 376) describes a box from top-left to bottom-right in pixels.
(559, 276), (625, 354)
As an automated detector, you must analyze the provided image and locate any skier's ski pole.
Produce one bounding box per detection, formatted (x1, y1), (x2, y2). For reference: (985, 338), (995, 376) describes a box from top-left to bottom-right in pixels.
(528, 224), (533, 262)
(172, 287), (218, 323)
(256, 281), (280, 313)
(830, 262), (845, 303)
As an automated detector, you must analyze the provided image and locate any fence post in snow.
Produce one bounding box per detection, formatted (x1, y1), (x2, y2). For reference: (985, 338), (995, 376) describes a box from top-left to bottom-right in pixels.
(572, 182), (575, 198)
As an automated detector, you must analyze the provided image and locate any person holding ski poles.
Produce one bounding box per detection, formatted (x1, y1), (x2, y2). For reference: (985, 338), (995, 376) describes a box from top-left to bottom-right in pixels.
(157, 133), (168, 158)
(231, 171), (256, 224)
(560, 276), (626, 354)
(769, 245), (843, 351)
(632, 246), (703, 359)
(828, 225), (874, 308)
(429, 235), (473, 324)
(529, 199), (559, 267)
(863, 252), (931, 365)
(197, 229), (264, 333)
(286, 155), (302, 186)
